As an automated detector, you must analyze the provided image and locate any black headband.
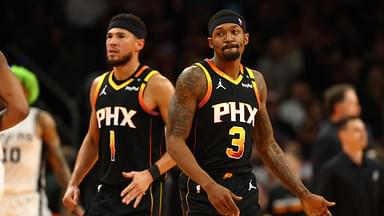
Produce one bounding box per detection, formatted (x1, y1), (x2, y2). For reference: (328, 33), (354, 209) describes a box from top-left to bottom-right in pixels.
(208, 15), (246, 36)
(108, 19), (145, 39)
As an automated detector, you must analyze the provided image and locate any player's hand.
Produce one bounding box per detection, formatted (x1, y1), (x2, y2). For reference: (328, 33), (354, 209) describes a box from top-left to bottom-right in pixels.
(62, 185), (81, 212)
(71, 205), (85, 216)
(203, 182), (242, 216)
(300, 193), (335, 216)
(120, 170), (153, 207)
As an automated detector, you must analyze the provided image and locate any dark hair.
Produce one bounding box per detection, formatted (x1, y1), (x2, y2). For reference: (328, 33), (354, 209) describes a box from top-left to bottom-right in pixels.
(108, 13), (147, 39)
(335, 116), (361, 131)
(324, 84), (354, 116)
(207, 9), (246, 36)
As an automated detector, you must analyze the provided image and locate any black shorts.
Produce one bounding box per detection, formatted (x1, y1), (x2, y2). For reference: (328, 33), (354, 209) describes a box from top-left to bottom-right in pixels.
(85, 181), (164, 216)
(179, 172), (260, 216)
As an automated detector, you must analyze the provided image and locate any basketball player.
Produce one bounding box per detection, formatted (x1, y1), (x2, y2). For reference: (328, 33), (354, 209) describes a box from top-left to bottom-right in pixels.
(166, 9), (335, 216)
(0, 65), (82, 216)
(62, 13), (175, 215)
(0, 51), (29, 198)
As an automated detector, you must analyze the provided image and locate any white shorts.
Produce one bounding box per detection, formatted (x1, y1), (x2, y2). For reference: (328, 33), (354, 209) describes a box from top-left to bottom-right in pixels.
(0, 192), (51, 216)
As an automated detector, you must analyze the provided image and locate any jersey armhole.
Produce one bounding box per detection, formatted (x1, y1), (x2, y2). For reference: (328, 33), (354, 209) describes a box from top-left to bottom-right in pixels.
(246, 67), (261, 107)
(195, 63), (212, 108)
(138, 70), (161, 116)
(91, 72), (109, 108)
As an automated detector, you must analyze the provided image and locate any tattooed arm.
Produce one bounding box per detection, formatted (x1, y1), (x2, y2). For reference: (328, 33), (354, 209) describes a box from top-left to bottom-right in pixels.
(252, 70), (335, 216)
(167, 65), (241, 216)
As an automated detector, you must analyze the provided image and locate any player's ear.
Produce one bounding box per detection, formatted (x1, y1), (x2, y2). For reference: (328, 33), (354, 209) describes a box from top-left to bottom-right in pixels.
(244, 33), (249, 46)
(208, 37), (214, 49)
(135, 39), (145, 51)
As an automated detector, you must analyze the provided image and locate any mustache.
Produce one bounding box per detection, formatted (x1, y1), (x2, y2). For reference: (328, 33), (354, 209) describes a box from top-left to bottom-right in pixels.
(222, 44), (240, 50)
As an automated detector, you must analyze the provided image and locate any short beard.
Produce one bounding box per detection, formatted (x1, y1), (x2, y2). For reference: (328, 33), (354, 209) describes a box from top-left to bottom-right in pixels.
(106, 53), (132, 67)
(223, 51), (240, 61)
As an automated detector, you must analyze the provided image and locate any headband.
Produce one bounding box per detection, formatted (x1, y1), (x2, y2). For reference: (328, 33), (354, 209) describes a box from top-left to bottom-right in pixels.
(108, 19), (145, 39)
(208, 14), (246, 36)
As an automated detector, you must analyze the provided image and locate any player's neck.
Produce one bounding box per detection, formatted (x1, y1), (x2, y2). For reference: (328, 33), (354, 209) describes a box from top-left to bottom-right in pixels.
(211, 57), (242, 80)
(112, 59), (140, 80)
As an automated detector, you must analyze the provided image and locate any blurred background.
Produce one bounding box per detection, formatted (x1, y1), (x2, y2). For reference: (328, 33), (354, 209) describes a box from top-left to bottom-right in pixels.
(1, 0), (384, 215)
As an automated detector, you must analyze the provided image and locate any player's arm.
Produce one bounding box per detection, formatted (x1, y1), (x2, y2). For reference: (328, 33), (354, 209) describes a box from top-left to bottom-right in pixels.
(68, 78), (100, 188)
(121, 73), (176, 207)
(38, 110), (71, 188)
(63, 78), (100, 213)
(167, 66), (241, 216)
(148, 73), (176, 175)
(39, 110), (84, 215)
(0, 51), (29, 131)
(251, 70), (334, 216)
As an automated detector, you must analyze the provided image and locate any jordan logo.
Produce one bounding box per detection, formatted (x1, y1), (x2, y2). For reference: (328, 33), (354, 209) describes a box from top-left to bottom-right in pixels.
(216, 79), (226, 90)
(100, 85), (108, 96)
(248, 179), (257, 191)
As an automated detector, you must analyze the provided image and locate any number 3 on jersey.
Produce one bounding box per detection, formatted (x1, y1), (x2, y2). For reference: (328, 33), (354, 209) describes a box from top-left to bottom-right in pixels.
(226, 126), (245, 159)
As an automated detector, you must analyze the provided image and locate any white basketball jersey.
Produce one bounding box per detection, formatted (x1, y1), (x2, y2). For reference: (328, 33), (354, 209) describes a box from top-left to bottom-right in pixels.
(0, 108), (45, 193)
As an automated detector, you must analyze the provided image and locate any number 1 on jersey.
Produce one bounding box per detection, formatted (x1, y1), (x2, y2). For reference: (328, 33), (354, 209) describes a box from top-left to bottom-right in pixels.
(226, 126), (245, 159)
(109, 130), (116, 161)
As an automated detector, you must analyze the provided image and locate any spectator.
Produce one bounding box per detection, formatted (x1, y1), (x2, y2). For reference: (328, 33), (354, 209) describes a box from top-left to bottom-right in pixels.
(317, 117), (384, 216)
(311, 84), (360, 187)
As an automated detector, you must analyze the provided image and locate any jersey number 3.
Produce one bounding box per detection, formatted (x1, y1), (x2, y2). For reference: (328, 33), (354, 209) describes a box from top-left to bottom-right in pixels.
(226, 126), (245, 159)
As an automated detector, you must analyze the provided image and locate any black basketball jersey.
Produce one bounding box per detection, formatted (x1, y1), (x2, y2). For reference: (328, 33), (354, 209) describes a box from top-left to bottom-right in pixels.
(187, 59), (260, 174)
(93, 65), (165, 187)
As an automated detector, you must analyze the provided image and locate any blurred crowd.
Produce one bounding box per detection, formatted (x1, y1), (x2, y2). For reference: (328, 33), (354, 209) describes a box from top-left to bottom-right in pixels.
(1, 0), (384, 215)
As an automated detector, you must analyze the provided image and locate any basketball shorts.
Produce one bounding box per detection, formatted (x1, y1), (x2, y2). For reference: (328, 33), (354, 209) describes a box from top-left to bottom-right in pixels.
(179, 172), (260, 216)
(85, 181), (164, 216)
(0, 191), (51, 216)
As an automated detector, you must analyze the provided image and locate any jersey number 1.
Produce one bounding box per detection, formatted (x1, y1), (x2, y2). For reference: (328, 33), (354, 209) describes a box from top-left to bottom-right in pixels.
(226, 126), (245, 159)
(109, 130), (116, 161)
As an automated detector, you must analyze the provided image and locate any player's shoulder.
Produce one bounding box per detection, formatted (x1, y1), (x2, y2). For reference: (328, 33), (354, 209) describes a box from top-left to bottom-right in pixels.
(34, 108), (56, 128)
(178, 64), (207, 83)
(147, 70), (172, 85)
(244, 66), (264, 81)
(88, 72), (110, 94)
(92, 71), (109, 85)
(174, 64), (208, 98)
(143, 68), (173, 93)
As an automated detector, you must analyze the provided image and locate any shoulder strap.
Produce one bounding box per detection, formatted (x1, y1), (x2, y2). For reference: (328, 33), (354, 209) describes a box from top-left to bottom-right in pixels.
(246, 67), (261, 107)
(91, 72), (109, 108)
(138, 70), (161, 116)
(195, 62), (213, 108)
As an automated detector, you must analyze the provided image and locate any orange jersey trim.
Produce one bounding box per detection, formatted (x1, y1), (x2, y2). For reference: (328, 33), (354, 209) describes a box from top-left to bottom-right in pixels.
(206, 59), (243, 85)
(138, 70), (161, 116)
(195, 63), (212, 108)
(91, 72), (109, 108)
(246, 67), (261, 107)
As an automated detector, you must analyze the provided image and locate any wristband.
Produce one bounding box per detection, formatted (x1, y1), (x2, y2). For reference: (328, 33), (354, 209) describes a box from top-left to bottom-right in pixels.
(148, 164), (161, 181)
